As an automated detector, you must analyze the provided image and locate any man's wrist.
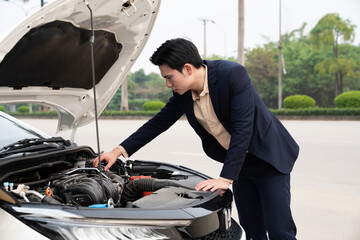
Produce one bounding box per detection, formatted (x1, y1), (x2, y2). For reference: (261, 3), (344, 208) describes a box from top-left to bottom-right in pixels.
(219, 177), (234, 184)
(112, 147), (122, 158)
(113, 145), (129, 158)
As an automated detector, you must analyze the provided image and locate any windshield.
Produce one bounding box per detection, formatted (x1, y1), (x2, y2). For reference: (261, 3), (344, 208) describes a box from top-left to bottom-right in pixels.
(0, 112), (47, 148)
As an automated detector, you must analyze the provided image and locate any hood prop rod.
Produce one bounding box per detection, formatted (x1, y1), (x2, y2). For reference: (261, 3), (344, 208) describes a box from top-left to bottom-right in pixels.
(85, 0), (106, 203)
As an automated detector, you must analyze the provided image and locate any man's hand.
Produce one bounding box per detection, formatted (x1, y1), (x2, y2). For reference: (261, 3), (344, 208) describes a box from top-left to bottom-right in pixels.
(195, 178), (232, 192)
(93, 148), (121, 172)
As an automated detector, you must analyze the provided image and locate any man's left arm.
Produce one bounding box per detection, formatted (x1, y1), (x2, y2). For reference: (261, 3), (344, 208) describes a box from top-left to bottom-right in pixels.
(196, 65), (254, 192)
(219, 65), (255, 181)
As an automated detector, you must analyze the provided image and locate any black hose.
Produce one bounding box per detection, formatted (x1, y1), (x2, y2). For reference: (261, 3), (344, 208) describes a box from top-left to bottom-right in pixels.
(122, 178), (183, 202)
(41, 196), (62, 205)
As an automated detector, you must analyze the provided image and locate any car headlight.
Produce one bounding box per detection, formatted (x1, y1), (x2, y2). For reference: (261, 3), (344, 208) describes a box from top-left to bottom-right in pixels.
(10, 206), (190, 240)
(43, 222), (182, 240)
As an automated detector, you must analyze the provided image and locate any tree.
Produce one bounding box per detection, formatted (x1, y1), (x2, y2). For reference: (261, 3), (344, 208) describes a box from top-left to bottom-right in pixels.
(245, 45), (278, 108)
(281, 26), (332, 106)
(124, 69), (171, 102)
(206, 54), (237, 62)
(341, 44), (360, 91)
(128, 69), (148, 86)
(310, 13), (356, 96)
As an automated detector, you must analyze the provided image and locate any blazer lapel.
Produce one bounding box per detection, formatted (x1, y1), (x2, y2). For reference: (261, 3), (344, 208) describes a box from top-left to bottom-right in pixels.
(205, 60), (232, 133)
(205, 61), (222, 123)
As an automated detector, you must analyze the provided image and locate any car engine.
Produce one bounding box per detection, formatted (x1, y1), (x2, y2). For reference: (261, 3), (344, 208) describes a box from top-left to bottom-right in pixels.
(1, 151), (205, 208)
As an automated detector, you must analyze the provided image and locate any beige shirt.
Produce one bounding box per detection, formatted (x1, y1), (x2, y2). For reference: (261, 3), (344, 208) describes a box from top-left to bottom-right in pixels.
(191, 66), (233, 183)
(191, 65), (231, 150)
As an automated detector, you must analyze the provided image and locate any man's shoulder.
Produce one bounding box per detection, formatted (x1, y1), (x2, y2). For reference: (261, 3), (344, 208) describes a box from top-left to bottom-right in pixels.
(205, 60), (245, 75)
(206, 60), (247, 81)
(205, 59), (242, 68)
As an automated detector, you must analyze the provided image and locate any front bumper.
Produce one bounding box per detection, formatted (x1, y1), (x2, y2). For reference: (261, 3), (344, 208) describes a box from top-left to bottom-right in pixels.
(198, 219), (245, 240)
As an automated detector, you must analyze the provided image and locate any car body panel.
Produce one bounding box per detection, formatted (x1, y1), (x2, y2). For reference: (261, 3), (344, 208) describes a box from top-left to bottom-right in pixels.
(0, 208), (48, 240)
(0, 111), (242, 238)
(0, 0), (161, 133)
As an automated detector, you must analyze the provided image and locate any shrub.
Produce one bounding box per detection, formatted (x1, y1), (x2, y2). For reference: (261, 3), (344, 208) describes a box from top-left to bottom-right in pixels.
(143, 100), (166, 111)
(128, 99), (149, 110)
(17, 105), (30, 113)
(334, 91), (360, 108)
(271, 108), (360, 116)
(0, 105), (6, 112)
(283, 95), (316, 109)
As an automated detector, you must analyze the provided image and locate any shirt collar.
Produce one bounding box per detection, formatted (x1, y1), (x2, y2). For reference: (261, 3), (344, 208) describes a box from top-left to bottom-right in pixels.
(191, 65), (208, 101)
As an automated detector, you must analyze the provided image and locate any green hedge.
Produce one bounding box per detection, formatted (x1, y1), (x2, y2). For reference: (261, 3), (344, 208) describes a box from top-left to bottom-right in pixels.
(8, 111), (58, 116)
(102, 110), (159, 116)
(105, 108), (360, 116)
(6, 108), (360, 118)
(271, 108), (360, 116)
(283, 95), (316, 109)
(143, 101), (166, 111)
(128, 99), (149, 111)
(334, 91), (360, 108)
(0, 105), (6, 112)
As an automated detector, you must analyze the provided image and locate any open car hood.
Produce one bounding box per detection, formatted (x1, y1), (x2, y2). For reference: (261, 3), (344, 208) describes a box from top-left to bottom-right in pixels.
(0, 0), (161, 132)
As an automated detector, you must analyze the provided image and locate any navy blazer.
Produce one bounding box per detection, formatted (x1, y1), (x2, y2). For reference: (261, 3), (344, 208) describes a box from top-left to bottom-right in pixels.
(121, 60), (299, 180)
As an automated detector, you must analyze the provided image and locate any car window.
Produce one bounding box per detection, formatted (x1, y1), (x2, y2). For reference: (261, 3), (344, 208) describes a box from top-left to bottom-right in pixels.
(0, 114), (45, 148)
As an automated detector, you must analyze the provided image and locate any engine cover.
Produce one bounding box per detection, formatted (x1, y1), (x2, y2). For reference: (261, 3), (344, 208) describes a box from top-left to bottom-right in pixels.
(52, 171), (124, 206)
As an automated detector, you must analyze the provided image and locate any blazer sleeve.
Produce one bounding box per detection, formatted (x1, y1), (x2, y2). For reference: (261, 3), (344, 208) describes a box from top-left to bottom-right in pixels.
(120, 96), (184, 156)
(219, 65), (255, 180)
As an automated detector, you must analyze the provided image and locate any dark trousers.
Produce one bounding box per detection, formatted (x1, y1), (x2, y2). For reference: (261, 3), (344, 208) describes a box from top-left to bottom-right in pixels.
(232, 154), (297, 240)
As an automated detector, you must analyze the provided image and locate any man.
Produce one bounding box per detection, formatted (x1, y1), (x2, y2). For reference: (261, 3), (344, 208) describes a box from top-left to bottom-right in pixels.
(93, 38), (299, 240)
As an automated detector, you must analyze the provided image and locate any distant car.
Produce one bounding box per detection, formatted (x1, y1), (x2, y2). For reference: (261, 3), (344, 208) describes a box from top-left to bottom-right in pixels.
(0, 0), (245, 239)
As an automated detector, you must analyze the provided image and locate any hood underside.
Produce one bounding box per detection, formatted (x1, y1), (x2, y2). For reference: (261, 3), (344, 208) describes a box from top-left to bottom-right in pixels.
(0, 20), (122, 90)
(0, 0), (161, 132)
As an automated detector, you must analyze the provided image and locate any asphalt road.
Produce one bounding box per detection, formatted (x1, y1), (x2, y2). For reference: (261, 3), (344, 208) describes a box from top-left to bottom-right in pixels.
(21, 118), (360, 240)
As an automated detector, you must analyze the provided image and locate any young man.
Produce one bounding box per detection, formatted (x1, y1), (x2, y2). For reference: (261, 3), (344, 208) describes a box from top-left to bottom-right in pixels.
(93, 38), (299, 240)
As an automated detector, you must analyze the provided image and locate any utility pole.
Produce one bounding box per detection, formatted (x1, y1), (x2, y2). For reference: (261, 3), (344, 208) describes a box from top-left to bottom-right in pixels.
(120, 78), (129, 111)
(199, 18), (214, 58)
(278, 0), (283, 109)
(238, 0), (245, 65)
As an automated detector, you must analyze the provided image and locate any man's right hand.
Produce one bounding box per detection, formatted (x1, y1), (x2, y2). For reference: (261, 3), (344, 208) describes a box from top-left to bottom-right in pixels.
(93, 147), (122, 172)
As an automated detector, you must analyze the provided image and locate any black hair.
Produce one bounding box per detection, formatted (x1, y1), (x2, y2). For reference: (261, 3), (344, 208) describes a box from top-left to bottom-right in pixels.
(149, 38), (203, 73)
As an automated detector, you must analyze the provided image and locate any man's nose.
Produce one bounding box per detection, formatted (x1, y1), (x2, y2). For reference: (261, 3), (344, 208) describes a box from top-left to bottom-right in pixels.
(166, 79), (172, 88)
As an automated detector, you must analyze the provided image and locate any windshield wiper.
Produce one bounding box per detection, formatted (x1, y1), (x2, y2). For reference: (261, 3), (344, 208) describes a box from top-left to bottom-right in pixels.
(0, 137), (71, 158)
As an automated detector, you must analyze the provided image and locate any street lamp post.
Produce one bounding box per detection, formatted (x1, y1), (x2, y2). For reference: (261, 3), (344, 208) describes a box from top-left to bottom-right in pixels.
(199, 17), (215, 59)
(278, 0), (283, 109)
(238, 0), (245, 65)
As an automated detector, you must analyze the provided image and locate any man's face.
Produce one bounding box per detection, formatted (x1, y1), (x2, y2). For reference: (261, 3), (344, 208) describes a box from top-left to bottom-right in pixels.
(159, 64), (192, 95)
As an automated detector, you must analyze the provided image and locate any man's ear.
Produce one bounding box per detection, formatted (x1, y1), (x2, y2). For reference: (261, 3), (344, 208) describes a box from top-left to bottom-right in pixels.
(183, 63), (193, 75)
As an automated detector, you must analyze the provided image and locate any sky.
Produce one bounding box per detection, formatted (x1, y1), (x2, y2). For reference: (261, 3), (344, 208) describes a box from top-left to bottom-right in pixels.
(1, 0), (360, 74)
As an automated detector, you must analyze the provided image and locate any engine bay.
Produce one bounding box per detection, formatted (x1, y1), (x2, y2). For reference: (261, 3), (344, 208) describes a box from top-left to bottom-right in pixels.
(0, 147), (213, 209)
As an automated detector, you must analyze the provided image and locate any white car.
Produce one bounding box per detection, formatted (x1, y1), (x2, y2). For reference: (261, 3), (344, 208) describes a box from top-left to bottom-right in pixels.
(0, 0), (245, 239)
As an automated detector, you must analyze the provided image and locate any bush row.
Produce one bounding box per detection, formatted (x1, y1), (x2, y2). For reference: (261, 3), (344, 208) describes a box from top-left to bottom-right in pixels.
(284, 91), (360, 109)
(102, 110), (159, 116)
(6, 111), (58, 116)
(104, 108), (360, 116)
(4, 108), (359, 117)
(270, 108), (360, 116)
